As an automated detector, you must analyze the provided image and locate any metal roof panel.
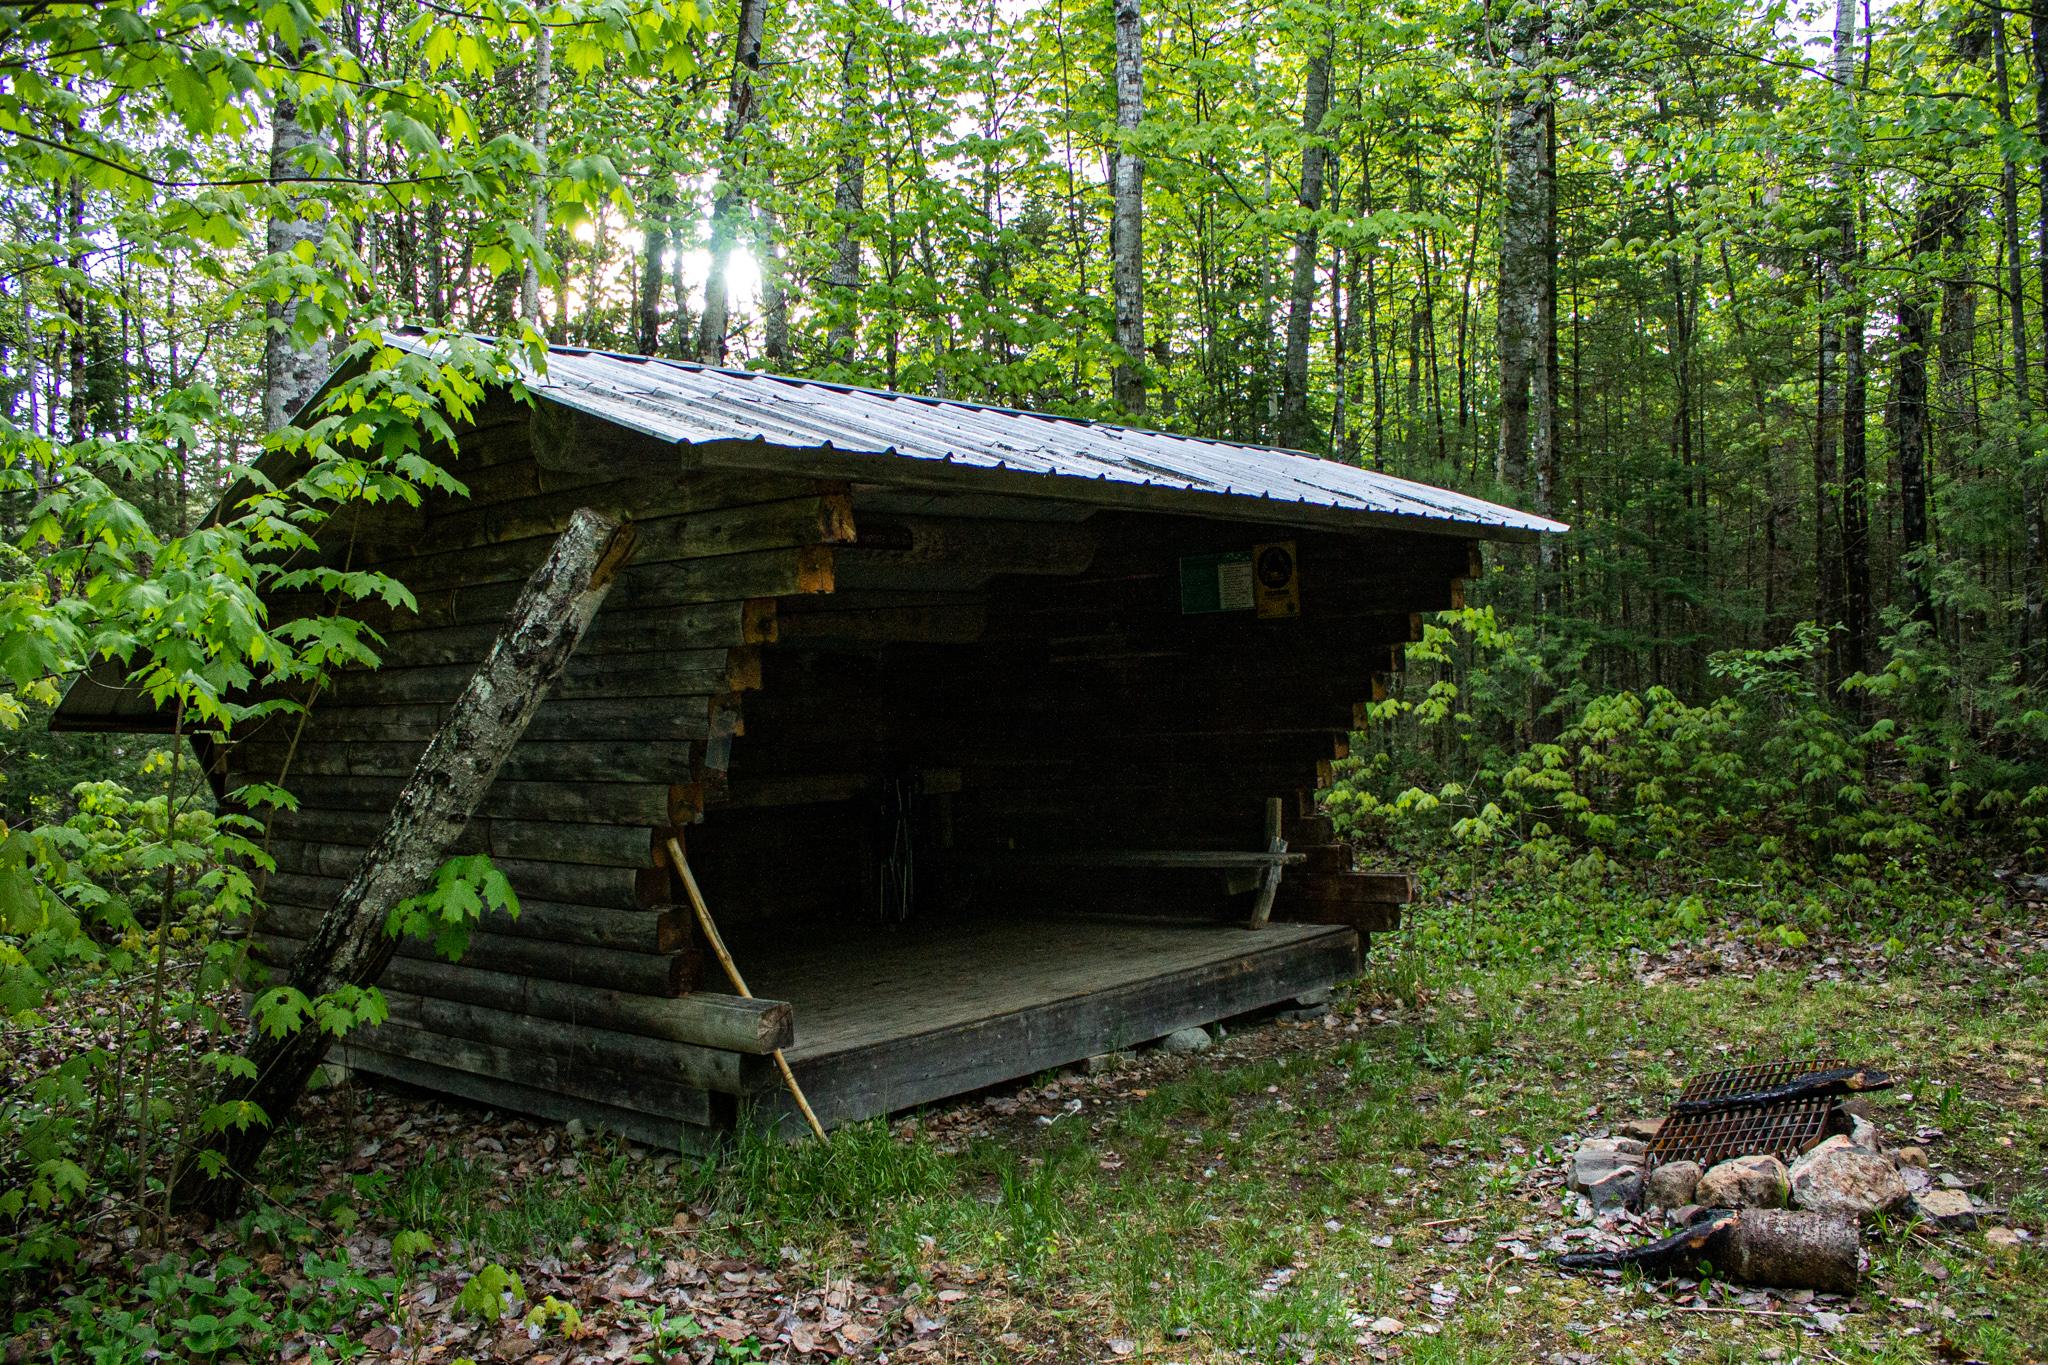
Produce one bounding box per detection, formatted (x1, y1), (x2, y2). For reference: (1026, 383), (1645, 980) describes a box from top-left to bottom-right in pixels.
(408, 338), (1567, 537)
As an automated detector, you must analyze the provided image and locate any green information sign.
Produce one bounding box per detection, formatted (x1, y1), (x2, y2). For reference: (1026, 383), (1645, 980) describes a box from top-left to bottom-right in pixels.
(1179, 550), (1256, 614)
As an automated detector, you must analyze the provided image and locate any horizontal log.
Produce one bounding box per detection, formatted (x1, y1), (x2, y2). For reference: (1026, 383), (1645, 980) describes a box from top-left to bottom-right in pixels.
(332, 1042), (727, 1153)
(275, 813), (662, 867)
(372, 986), (750, 1093)
(284, 774), (674, 830)
(356, 498), (852, 593)
(345, 1017), (721, 1127)
(233, 737), (696, 787)
(621, 546), (835, 607)
(268, 827), (664, 896)
(266, 859), (663, 912)
(257, 917), (695, 996)
(1294, 844), (1356, 875)
(359, 472), (829, 559)
(263, 871), (688, 952)
(310, 948), (792, 1053)
(1275, 871), (1414, 906)
(1269, 902), (1401, 935)
(371, 602), (762, 669)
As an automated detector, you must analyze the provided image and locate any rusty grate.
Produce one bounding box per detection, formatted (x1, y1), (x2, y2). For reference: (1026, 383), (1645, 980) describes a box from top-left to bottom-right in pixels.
(1646, 1058), (1845, 1169)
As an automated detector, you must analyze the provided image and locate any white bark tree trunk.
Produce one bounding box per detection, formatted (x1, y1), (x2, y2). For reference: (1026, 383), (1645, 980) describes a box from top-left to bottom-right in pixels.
(175, 509), (639, 1215)
(1110, 0), (1146, 414)
(520, 24), (554, 335)
(262, 39), (334, 432)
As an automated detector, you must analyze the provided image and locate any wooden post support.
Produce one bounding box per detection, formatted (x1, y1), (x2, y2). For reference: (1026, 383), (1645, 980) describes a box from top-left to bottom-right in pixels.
(174, 508), (639, 1216)
(1247, 796), (1289, 929)
(665, 835), (828, 1141)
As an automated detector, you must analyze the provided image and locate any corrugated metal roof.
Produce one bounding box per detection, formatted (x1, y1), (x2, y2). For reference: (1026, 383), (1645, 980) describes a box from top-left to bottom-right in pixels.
(413, 337), (1564, 539)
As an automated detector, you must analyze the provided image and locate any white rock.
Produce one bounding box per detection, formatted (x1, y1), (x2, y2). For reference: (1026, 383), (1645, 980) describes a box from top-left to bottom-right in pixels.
(1789, 1135), (1908, 1221)
(1644, 1160), (1703, 1209)
(1158, 1025), (1213, 1054)
(1909, 1189), (1981, 1229)
(1697, 1154), (1790, 1209)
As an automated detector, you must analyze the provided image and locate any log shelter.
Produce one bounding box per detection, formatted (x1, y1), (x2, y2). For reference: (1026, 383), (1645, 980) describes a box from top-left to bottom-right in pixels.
(54, 339), (1565, 1149)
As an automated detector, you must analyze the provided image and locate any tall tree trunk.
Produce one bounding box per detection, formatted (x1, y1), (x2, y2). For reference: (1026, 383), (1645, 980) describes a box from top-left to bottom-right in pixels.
(1834, 0), (1871, 686)
(2028, 0), (2048, 678)
(173, 510), (638, 1216)
(520, 24), (553, 334)
(698, 0), (770, 365)
(263, 39), (335, 432)
(1898, 193), (1939, 626)
(1533, 90), (1561, 586)
(1277, 41), (1334, 452)
(1110, 0), (1146, 414)
(636, 165), (672, 356)
(1993, 7), (2038, 674)
(1494, 5), (1550, 494)
(824, 21), (868, 364)
(758, 200), (791, 366)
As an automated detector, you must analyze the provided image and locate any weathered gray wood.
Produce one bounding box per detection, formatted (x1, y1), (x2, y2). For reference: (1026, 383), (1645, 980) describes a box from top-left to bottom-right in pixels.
(371, 988), (749, 1094)
(750, 919), (1360, 1128)
(269, 839), (660, 907)
(343, 1017), (720, 1127)
(178, 508), (637, 1215)
(1247, 797), (1289, 930)
(261, 695), (725, 745)
(236, 737), (696, 787)
(255, 907), (693, 995)
(265, 871), (685, 951)
(305, 949), (793, 1053)
(283, 774), (675, 829)
(271, 815), (660, 871)
(1270, 902), (1401, 935)
(354, 499), (849, 594)
(333, 1043), (727, 1153)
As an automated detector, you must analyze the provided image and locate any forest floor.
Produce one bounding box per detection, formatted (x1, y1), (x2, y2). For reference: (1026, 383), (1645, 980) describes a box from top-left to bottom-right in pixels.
(14, 875), (2048, 1364)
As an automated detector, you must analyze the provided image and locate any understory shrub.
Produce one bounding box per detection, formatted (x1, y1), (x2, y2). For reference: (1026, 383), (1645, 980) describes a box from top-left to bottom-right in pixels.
(1329, 610), (2048, 880)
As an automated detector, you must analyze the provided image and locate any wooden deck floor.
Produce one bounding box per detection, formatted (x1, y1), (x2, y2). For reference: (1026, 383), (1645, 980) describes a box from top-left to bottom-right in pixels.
(734, 916), (1360, 1128)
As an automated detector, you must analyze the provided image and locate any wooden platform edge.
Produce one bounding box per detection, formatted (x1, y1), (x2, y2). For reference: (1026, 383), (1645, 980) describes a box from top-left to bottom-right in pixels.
(756, 925), (1362, 1130)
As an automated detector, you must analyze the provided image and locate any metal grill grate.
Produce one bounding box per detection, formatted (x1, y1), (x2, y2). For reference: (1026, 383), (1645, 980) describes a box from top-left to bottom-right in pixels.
(1646, 1058), (1845, 1169)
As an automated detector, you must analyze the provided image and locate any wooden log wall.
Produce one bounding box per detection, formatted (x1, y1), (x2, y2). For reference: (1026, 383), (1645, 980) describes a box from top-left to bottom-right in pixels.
(245, 394), (1467, 1140)
(236, 399), (834, 1149)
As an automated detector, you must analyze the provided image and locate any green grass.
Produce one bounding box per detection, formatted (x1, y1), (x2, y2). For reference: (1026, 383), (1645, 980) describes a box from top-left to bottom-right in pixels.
(662, 864), (2048, 1362)
(13, 860), (2044, 1362)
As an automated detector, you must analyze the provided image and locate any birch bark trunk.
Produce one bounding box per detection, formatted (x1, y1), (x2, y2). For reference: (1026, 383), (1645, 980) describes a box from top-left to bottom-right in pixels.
(520, 24), (553, 334)
(262, 38), (334, 432)
(172, 509), (638, 1216)
(1110, 0), (1146, 414)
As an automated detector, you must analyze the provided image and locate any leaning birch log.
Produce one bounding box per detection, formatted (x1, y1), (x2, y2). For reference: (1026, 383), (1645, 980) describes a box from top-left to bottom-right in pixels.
(173, 508), (637, 1216)
(1556, 1209), (1861, 1293)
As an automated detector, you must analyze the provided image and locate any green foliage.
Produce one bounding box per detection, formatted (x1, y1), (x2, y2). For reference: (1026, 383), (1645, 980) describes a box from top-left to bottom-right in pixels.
(455, 1261), (527, 1321)
(387, 854), (521, 961)
(1331, 610), (2048, 878)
